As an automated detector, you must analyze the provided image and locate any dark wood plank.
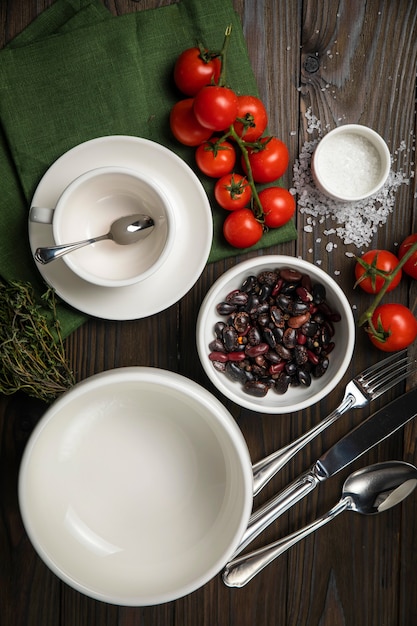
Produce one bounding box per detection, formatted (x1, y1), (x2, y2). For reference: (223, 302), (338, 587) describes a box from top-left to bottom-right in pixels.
(1, 1), (417, 625)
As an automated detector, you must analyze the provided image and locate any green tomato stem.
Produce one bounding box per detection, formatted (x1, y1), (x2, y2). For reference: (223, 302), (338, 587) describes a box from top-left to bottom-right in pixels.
(358, 240), (417, 329)
(227, 125), (265, 220)
(218, 25), (232, 87)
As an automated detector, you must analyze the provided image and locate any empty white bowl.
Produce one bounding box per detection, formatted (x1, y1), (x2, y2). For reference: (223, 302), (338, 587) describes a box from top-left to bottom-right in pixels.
(311, 124), (391, 201)
(197, 255), (355, 414)
(18, 368), (253, 606)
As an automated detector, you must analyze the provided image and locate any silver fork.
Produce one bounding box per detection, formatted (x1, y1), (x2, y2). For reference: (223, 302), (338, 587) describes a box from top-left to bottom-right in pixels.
(252, 349), (417, 496)
(231, 350), (417, 559)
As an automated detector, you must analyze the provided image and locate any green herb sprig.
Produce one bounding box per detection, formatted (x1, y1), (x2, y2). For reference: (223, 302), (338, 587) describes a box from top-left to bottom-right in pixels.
(0, 278), (75, 403)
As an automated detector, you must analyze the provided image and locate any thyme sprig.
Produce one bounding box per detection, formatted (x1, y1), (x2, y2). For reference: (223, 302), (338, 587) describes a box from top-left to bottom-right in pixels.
(0, 278), (75, 403)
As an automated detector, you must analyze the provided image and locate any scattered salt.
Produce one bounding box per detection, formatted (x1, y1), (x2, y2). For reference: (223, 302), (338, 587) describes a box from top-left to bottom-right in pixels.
(292, 108), (412, 249)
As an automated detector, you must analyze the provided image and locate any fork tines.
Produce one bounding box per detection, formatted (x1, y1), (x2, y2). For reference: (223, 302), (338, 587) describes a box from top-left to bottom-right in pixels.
(356, 349), (417, 399)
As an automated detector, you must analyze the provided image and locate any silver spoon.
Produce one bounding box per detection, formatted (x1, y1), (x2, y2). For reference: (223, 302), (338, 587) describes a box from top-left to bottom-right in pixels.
(223, 461), (417, 588)
(34, 214), (155, 265)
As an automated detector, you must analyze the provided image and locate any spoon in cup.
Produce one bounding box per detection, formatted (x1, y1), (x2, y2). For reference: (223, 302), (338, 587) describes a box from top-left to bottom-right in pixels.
(223, 460), (417, 588)
(34, 214), (155, 265)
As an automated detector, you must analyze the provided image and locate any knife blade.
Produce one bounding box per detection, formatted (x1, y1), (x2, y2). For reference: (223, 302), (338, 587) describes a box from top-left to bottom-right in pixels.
(232, 386), (417, 557)
(316, 385), (417, 479)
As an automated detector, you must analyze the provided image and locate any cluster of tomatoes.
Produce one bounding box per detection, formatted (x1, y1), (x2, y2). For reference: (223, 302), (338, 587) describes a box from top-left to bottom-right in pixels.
(169, 40), (295, 249)
(354, 234), (417, 351)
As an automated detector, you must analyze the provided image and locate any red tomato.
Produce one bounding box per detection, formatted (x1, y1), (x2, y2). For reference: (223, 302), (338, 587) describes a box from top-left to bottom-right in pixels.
(214, 173), (252, 211)
(169, 99), (213, 147)
(193, 86), (239, 131)
(398, 234), (417, 279)
(232, 95), (268, 141)
(195, 141), (236, 178)
(354, 250), (402, 294)
(173, 47), (221, 96)
(223, 208), (263, 248)
(369, 303), (417, 352)
(258, 187), (295, 228)
(243, 137), (289, 183)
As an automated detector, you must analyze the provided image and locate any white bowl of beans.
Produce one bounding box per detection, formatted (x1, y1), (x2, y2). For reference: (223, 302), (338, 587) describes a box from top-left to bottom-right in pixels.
(196, 255), (355, 414)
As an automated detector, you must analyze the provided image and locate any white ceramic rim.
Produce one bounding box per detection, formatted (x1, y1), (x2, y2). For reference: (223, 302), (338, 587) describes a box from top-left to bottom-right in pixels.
(311, 124), (391, 202)
(196, 255), (355, 414)
(52, 166), (176, 288)
(18, 367), (253, 606)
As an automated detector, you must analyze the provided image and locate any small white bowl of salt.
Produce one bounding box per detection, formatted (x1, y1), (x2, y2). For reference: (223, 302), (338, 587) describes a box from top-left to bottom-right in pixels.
(311, 124), (391, 202)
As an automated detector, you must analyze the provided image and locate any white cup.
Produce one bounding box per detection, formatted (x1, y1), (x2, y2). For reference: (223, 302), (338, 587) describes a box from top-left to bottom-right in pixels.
(311, 124), (391, 202)
(30, 166), (175, 288)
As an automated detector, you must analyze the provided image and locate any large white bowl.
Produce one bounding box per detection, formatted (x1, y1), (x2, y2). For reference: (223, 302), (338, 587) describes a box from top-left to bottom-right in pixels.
(197, 255), (355, 414)
(18, 368), (253, 606)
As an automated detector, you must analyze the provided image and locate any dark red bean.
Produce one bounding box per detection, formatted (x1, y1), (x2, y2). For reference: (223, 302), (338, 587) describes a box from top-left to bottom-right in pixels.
(228, 351), (247, 362)
(269, 362), (286, 375)
(296, 286), (313, 302)
(245, 343), (269, 358)
(307, 350), (320, 365)
(209, 351), (229, 363)
(280, 268), (302, 282)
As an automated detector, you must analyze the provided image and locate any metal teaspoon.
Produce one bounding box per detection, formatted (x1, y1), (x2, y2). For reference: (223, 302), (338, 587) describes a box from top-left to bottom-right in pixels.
(34, 214), (155, 264)
(223, 460), (417, 588)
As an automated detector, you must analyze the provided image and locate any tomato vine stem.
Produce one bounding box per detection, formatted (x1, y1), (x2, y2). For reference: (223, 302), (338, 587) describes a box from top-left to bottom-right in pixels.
(358, 241), (417, 335)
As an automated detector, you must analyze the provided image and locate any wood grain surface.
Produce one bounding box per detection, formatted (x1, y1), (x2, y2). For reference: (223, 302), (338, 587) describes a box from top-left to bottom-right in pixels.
(1, 1), (417, 625)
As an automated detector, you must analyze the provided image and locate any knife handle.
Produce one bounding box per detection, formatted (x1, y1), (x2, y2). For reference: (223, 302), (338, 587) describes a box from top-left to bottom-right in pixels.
(231, 466), (322, 557)
(223, 497), (348, 587)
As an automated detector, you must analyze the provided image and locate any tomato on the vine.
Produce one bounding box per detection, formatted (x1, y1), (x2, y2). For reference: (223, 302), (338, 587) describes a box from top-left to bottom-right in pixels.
(193, 86), (239, 131)
(169, 99), (213, 147)
(214, 173), (252, 211)
(369, 303), (417, 352)
(195, 140), (236, 178)
(258, 187), (295, 228)
(223, 208), (263, 248)
(354, 250), (402, 294)
(243, 136), (289, 183)
(232, 95), (268, 141)
(398, 234), (417, 279)
(173, 47), (221, 96)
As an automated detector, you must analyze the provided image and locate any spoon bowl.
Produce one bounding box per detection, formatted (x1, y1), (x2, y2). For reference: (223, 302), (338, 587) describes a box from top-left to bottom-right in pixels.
(223, 461), (417, 587)
(34, 214), (155, 265)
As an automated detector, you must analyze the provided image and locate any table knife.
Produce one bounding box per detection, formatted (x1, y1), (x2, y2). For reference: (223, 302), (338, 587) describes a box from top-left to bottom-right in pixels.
(232, 386), (417, 557)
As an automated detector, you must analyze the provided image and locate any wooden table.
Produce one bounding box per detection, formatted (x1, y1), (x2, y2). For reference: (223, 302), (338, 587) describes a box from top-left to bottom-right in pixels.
(2, 1), (417, 624)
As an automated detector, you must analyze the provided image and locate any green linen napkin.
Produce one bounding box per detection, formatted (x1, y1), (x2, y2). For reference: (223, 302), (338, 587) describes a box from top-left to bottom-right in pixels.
(0, 0), (297, 336)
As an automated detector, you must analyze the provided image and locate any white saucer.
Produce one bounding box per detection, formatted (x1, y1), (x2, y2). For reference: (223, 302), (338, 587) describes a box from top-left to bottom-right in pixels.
(29, 136), (213, 320)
